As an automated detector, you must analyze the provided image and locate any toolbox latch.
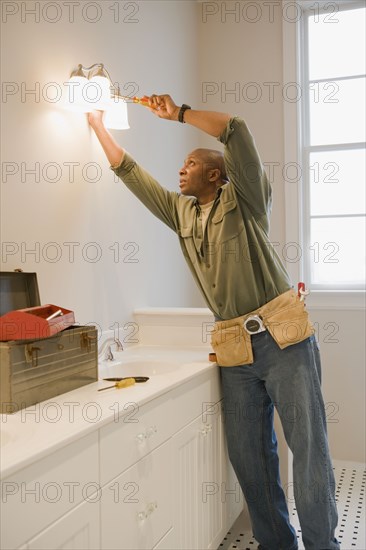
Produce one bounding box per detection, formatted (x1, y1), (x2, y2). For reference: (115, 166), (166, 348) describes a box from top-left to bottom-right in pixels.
(25, 345), (41, 368)
(80, 331), (96, 352)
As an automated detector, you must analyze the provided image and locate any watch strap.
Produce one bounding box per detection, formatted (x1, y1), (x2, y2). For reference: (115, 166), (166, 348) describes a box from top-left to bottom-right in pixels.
(178, 104), (191, 123)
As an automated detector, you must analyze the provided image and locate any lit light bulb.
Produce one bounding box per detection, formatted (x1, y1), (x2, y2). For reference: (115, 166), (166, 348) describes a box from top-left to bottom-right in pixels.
(104, 96), (130, 130)
(87, 75), (112, 110)
(64, 75), (90, 112)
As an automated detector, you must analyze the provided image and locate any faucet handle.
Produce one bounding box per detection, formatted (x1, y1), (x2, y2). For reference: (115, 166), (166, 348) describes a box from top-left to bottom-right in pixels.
(114, 338), (124, 351)
(104, 345), (114, 361)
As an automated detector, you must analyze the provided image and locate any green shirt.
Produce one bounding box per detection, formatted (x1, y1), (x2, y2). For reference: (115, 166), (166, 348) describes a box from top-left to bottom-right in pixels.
(112, 116), (292, 320)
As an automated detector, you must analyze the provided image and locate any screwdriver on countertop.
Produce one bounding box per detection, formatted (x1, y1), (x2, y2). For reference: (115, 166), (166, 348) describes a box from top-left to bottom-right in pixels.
(98, 378), (136, 391)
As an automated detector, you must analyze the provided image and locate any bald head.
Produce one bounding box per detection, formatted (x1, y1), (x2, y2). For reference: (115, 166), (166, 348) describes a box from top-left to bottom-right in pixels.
(179, 147), (229, 203)
(191, 148), (228, 184)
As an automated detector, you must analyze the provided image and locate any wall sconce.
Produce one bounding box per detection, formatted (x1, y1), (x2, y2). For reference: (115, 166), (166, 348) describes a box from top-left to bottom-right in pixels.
(65, 63), (146, 130)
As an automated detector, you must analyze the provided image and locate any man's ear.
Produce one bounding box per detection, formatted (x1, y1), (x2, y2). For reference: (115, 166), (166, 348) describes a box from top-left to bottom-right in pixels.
(208, 168), (221, 183)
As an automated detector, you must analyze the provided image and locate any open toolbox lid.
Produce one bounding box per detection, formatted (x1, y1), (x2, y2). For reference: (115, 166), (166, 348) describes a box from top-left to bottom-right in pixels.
(0, 271), (41, 316)
(0, 271), (75, 341)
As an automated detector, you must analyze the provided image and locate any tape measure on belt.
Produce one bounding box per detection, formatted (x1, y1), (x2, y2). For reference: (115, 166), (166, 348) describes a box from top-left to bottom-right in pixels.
(243, 315), (266, 335)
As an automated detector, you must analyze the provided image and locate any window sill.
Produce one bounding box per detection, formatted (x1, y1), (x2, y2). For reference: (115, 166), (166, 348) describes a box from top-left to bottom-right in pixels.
(305, 290), (366, 310)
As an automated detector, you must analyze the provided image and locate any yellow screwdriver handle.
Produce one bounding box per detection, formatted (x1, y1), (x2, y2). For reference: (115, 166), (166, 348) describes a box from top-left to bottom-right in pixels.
(98, 377), (136, 391)
(115, 378), (136, 388)
(132, 96), (150, 106)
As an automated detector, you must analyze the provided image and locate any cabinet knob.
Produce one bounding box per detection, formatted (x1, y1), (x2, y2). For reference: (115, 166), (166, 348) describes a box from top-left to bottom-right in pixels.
(146, 501), (158, 515)
(137, 510), (147, 521)
(199, 424), (212, 436)
(136, 426), (157, 443)
(137, 501), (158, 521)
(146, 425), (157, 438)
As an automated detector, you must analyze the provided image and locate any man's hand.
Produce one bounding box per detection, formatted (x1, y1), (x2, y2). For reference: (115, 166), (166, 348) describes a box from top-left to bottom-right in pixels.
(87, 110), (104, 129)
(146, 94), (180, 121)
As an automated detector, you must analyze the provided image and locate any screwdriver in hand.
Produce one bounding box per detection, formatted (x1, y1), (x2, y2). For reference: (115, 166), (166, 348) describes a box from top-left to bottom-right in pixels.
(98, 378), (136, 391)
(116, 95), (150, 106)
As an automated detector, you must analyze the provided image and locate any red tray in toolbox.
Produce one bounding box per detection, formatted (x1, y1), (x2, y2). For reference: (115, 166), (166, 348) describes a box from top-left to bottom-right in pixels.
(0, 304), (75, 341)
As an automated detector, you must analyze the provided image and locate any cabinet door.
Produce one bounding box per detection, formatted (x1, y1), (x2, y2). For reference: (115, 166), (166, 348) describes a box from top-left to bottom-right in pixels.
(101, 440), (173, 550)
(172, 402), (225, 550)
(99, 393), (174, 486)
(221, 432), (244, 530)
(201, 401), (225, 550)
(171, 414), (202, 550)
(1, 432), (99, 550)
(26, 498), (100, 549)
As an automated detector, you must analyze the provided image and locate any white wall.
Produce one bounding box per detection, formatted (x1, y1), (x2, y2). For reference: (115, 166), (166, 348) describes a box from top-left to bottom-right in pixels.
(196, 0), (287, 246)
(0, 0), (206, 335)
(308, 307), (365, 462)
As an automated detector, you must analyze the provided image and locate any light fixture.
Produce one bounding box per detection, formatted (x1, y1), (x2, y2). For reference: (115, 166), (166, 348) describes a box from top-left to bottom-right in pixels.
(65, 64), (90, 112)
(64, 63), (136, 130)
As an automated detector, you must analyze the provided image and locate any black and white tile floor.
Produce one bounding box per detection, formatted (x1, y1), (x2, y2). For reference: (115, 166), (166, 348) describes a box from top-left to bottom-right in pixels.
(218, 461), (365, 550)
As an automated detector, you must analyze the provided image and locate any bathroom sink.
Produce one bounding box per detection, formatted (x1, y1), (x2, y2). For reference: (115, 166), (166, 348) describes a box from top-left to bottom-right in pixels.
(99, 358), (182, 378)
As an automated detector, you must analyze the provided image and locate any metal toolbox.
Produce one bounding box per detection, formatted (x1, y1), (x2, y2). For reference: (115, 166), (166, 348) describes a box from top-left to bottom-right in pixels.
(0, 271), (98, 414)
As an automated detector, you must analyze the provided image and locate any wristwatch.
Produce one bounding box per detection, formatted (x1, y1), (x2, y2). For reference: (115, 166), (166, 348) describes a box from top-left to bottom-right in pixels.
(178, 104), (191, 123)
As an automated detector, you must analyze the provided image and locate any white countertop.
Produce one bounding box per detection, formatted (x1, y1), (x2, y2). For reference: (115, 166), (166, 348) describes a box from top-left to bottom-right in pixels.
(0, 344), (215, 479)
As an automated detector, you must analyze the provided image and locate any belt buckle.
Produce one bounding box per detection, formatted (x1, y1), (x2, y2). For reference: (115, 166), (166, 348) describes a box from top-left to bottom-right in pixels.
(243, 315), (266, 335)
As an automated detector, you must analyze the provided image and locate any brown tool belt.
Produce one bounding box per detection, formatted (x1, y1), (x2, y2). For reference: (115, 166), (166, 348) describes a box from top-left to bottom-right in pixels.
(211, 289), (314, 367)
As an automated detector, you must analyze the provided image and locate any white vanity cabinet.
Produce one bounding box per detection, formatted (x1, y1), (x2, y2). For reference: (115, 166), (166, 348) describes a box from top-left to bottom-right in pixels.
(99, 368), (242, 550)
(1, 360), (243, 550)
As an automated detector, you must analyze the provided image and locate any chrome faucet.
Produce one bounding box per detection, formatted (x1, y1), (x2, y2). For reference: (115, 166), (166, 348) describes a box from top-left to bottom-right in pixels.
(98, 337), (124, 361)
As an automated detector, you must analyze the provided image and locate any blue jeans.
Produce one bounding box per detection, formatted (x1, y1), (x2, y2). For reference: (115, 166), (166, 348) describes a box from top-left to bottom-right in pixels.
(220, 331), (340, 550)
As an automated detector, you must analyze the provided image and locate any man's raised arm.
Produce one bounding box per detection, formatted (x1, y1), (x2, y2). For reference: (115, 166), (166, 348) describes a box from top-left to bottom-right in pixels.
(146, 94), (231, 137)
(88, 111), (125, 168)
(87, 95), (231, 166)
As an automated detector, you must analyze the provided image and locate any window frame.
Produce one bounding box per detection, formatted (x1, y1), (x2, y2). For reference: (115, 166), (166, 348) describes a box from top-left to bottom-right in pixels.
(283, 0), (366, 309)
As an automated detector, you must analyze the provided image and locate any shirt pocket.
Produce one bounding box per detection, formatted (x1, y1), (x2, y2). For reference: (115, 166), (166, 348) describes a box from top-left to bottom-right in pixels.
(180, 227), (193, 239)
(211, 199), (245, 243)
(179, 225), (201, 260)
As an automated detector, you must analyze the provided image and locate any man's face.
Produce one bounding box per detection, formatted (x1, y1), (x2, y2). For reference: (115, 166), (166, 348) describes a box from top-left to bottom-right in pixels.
(178, 150), (213, 198)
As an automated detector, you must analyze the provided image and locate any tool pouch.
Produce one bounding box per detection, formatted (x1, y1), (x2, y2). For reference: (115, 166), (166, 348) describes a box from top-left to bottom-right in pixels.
(211, 289), (314, 366)
(260, 290), (314, 349)
(211, 317), (253, 367)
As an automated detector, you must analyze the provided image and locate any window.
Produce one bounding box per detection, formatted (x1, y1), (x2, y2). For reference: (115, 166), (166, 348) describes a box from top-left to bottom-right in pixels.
(300, 1), (365, 290)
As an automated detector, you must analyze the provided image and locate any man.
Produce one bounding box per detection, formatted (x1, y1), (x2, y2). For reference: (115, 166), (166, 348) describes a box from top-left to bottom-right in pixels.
(88, 95), (340, 550)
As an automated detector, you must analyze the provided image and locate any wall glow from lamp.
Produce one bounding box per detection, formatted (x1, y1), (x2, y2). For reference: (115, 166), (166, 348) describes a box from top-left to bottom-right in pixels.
(64, 63), (129, 129)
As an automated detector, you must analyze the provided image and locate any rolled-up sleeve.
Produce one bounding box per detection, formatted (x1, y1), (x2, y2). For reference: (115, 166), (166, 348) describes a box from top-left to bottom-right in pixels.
(218, 117), (272, 228)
